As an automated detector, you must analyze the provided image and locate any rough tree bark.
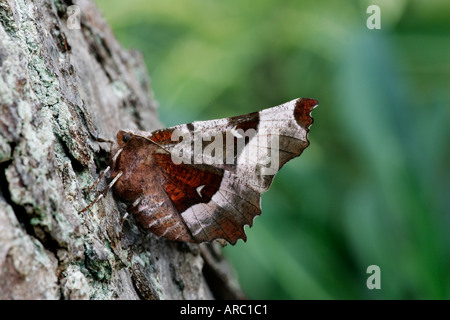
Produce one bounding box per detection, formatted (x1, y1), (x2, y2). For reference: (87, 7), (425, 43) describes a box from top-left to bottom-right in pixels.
(0, 0), (243, 299)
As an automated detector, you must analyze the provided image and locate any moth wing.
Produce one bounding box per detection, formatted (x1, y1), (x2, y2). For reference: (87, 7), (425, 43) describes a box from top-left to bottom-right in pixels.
(149, 98), (317, 190)
(144, 98), (318, 244)
(152, 154), (261, 244)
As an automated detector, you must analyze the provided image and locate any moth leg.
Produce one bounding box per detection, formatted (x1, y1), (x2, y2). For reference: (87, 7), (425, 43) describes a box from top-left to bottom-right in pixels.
(85, 136), (119, 193)
(120, 212), (129, 226)
(96, 136), (115, 152)
(97, 137), (114, 144)
(79, 192), (103, 214)
(87, 166), (110, 193)
(118, 211), (129, 239)
(79, 171), (123, 213)
(82, 148), (123, 203)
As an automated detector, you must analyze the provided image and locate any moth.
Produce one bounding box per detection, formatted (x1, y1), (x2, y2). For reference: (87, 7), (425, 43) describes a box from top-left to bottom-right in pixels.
(81, 98), (318, 245)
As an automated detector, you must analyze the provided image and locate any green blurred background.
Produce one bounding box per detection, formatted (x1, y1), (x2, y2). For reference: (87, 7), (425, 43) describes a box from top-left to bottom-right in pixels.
(94, 0), (450, 299)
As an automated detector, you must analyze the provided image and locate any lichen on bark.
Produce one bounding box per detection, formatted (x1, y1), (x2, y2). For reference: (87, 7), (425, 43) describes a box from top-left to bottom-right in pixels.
(0, 0), (243, 300)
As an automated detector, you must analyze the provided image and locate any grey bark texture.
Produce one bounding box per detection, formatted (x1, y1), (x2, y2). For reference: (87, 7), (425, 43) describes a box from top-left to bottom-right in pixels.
(0, 0), (243, 299)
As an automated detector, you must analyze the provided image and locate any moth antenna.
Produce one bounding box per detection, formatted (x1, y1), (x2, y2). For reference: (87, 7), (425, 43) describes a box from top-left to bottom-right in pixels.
(79, 171), (123, 213)
(142, 136), (185, 163)
(134, 134), (171, 154)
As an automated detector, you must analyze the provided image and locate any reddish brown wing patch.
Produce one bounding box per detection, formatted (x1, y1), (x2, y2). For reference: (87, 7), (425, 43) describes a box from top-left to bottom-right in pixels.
(227, 111), (260, 132)
(110, 135), (197, 242)
(148, 127), (175, 145)
(294, 98), (317, 128)
(154, 153), (224, 213)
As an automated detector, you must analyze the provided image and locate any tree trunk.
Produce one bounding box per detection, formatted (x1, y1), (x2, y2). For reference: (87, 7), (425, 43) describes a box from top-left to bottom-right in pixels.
(0, 0), (243, 300)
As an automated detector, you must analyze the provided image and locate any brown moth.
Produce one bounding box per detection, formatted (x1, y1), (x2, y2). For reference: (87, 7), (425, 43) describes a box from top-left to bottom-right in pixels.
(81, 98), (318, 245)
